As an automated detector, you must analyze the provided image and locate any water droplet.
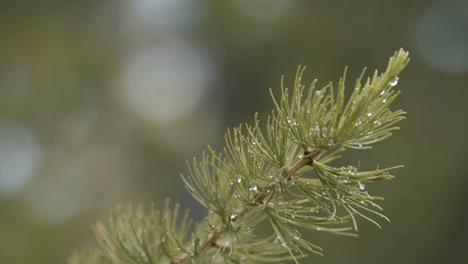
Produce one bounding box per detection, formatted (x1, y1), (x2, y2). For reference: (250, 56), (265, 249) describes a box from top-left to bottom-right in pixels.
(314, 125), (321, 135)
(220, 239), (231, 247)
(282, 242), (288, 248)
(358, 182), (366, 191)
(293, 230), (302, 240)
(367, 112), (372, 117)
(268, 175), (274, 179)
(347, 166), (356, 175)
(389, 77), (399, 87)
(321, 127), (328, 137)
(382, 98), (387, 103)
(287, 118), (299, 127)
(230, 214), (237, 220)
(380, 90), (386, 96)
(249, 186), (258, 191)
(237, 178), (242, 183)
(274, 236), (281, 243)
(355, 119), (362, 126)
(327, 139), (334, 147)
(358, 143), (363, 147)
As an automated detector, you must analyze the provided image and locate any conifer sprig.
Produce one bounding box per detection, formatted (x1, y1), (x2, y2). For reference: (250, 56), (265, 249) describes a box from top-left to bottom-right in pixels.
(69, 49), (409, 264)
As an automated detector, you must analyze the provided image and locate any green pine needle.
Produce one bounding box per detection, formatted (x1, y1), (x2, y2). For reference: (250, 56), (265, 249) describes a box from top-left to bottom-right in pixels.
(69, 49), (410, 264)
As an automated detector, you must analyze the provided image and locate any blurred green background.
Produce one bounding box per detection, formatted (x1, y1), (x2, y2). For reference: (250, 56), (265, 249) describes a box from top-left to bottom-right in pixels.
(1, 1), (467, 263)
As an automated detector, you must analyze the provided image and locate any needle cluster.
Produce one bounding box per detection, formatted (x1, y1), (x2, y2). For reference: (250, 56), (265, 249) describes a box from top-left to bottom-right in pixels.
(69, 49), (410, 264)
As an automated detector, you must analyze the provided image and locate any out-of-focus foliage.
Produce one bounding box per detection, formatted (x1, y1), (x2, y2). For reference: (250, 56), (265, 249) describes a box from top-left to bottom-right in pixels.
(1, 1), (467, 264)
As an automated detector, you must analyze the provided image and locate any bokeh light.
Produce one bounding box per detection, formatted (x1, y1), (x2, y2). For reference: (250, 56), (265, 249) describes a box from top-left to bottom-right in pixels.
(117, 41), (214, 126)
(414, 1), (468, 74)
(0, 122), (42, 198)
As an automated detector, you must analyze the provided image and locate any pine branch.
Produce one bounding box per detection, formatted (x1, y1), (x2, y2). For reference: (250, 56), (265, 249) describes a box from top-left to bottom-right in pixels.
(69, 49), (410, 264)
